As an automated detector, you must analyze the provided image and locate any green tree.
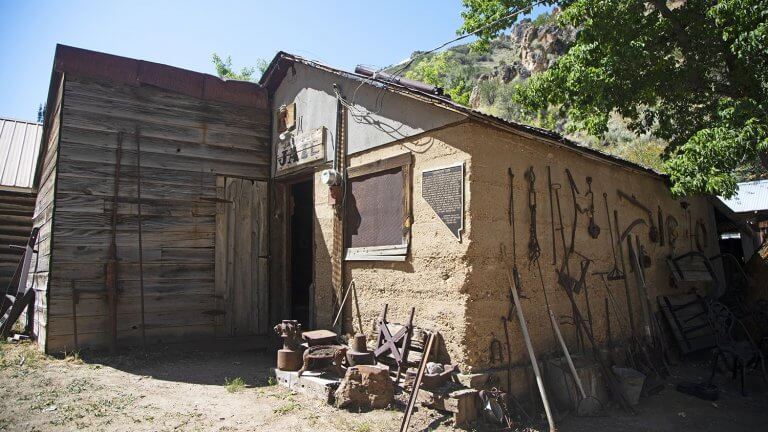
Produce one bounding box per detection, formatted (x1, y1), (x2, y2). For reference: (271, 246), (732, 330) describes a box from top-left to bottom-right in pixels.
(460, 0), (768, 197)
(404, 52), (475, 105)
(211, 53), (268, 82)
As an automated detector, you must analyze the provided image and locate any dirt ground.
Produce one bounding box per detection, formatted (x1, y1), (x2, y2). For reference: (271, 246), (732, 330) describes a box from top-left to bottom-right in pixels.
(1, 341), (768, 432)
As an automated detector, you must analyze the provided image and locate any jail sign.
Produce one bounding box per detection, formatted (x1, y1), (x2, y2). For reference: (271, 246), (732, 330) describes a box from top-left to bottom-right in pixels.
(422, 163), (464, 240)
(275, 127), (326, 175)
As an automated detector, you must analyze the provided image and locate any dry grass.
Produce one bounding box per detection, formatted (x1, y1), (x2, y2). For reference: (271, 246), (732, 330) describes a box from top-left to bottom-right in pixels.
(225, 376), (246, 393)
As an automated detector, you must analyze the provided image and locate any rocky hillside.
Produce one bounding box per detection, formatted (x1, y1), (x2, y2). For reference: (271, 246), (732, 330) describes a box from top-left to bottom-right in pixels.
(399, 13), (666, 171)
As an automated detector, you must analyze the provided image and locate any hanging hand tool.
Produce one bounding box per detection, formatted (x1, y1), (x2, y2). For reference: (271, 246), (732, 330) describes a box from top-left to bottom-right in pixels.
(489, 335), (503, 365)
(666, 215), (679, 251)
(603, 193), (624, 281)
(694, 219), (708, 252)
(617, 190), (659, 243)
(657, 206), (665, 246)
(581, 259), (595, 338)
(565, 169), (601, 244)
(619, 218), (647, 244)
(547, 166), (557, 266)
(525, 167), (541, 264)
(680, 201), (692, 251)
(553, 180), (583, 351)
(565, 169), (580, 252)
(505, 169), (525, 321)
(585, 177), (600, 239)
(614, 210), (637, 339)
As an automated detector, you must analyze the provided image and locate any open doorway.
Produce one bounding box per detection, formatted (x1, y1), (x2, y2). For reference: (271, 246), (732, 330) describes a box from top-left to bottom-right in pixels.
(289, 180), (313, 327)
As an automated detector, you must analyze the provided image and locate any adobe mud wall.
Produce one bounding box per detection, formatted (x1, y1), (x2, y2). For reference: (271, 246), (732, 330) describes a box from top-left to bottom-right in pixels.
(312, 127), (474, 365)
(460, 121), (719, 375)
(312, 120), (718, 387)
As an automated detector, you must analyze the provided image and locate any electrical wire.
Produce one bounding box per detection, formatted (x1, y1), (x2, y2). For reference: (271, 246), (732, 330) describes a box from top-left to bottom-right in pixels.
(385, 0), (546, 80)
(347, 1), (545, 114)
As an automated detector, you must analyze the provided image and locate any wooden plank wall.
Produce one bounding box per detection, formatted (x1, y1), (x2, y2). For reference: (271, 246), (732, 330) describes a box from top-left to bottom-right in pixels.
(0, 189), (36, 290)
(45, 74), (270, 352)
(31, 77), (65, 350)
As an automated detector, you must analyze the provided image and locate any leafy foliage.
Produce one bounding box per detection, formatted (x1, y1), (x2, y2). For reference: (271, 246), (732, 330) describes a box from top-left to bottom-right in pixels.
(460, 0), (768, 197)
(211, 53), (268, 82)
(404, 52), (476, 105)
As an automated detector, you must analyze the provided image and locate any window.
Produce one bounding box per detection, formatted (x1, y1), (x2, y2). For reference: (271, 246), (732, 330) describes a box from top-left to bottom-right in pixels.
(345, 153), (412, 261)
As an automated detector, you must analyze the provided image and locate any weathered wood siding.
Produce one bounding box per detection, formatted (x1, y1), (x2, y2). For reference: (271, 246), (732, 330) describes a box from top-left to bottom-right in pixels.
(31, 77), (65, 350)
(0, 189), (36, 290)
(45, 74), (269, 352)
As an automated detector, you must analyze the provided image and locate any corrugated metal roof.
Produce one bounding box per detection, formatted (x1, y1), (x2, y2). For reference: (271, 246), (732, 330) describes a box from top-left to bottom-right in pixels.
(718, 179), (768, 213)
(0, 117), (42, 190)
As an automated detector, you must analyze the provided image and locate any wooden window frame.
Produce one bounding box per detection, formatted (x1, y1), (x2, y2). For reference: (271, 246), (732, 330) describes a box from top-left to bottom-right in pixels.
(344, 152), (412, 262)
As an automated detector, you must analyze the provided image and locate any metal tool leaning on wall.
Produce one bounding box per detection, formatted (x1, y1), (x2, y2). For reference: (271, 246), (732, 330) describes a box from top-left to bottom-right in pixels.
(501, 169), (556, 432)
(494, 164), (671, 422)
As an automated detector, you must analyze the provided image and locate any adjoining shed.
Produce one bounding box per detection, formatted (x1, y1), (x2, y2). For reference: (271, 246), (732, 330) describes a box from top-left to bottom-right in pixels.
(0, 117), (42, 291)
(32, 45), (271, 351)
(31, 46), (725, 396)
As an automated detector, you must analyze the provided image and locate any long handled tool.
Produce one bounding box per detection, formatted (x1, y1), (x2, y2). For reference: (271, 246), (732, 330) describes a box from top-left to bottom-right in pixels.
(505, 169), (555, 432)
(617, 190), (658, 243)
(553, 182), (583, 351)
(332, 279), (364, 334)
(547, 166), (556, 266)
(627, 236), (652, 343)
(555, 268), (637, 414)
(549, 310), (603, 416)
(400, 332), (436, 432)
(503, 253), (556, 432)
(614, 210), (636, 339)
(603, 193), (624, 281)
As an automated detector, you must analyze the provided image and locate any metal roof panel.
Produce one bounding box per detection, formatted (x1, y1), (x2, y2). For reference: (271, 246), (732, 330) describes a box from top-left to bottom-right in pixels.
(719, 180), (768, 213)
(0, 117), (42, 190)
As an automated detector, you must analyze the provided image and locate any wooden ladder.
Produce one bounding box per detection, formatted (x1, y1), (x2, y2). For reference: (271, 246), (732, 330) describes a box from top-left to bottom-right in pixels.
(0, 227), (40, 338)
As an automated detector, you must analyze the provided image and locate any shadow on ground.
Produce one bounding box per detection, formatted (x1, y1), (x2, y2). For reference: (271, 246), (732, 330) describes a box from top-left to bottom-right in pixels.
(76, 345), (278, 388)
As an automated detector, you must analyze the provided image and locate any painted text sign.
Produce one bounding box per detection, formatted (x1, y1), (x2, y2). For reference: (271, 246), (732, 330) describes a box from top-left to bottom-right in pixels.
(422, 164), (464, 240)
(275, 127), (326, 175)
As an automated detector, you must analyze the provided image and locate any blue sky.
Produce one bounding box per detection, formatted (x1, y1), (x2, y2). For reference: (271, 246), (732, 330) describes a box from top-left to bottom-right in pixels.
(0, 0), (548, 121)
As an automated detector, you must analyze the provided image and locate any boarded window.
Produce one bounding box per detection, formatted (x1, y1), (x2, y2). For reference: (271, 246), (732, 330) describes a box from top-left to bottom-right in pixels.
(345, 154), (411, 261)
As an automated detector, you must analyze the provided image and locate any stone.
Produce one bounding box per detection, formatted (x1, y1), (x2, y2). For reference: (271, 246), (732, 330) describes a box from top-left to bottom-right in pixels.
(334, 365), (394, 410)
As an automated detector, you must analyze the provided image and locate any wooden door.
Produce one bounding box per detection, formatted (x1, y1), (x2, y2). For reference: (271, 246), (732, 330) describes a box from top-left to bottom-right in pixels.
(215, 177), (269, 336)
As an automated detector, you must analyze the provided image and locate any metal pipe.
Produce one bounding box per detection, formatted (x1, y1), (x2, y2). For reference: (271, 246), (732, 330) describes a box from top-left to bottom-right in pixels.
(505, 265), (556, 432)
(354, 65), (444, 96)
(549, 310), (586, 399)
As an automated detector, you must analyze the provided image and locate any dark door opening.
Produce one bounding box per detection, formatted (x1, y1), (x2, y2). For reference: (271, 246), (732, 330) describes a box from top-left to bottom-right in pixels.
(290, 180), (313, 327)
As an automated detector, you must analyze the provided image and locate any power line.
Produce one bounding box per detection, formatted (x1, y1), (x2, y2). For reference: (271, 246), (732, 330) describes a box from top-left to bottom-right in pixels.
(385, 1), (546, 79)
(347, 1), (545, 111)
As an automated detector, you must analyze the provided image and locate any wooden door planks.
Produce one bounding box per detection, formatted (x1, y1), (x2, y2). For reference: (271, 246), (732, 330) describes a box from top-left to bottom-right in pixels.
(219, 178), (269, 337)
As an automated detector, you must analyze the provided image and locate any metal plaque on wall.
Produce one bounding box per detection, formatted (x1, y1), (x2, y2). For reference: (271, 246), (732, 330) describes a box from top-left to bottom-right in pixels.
(275, 127), (326, 175)
(422, 163), (464, 240)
